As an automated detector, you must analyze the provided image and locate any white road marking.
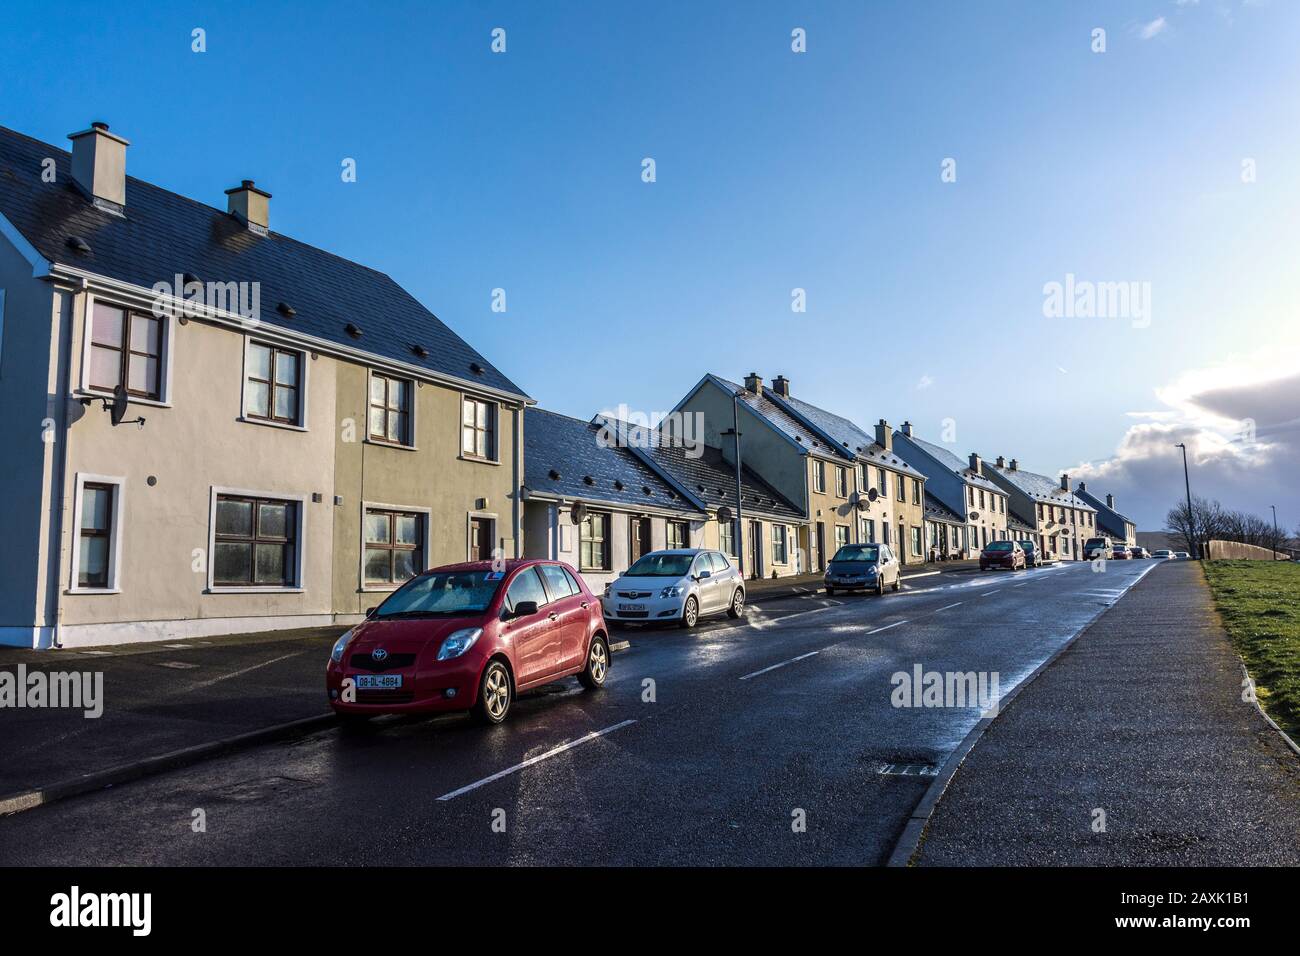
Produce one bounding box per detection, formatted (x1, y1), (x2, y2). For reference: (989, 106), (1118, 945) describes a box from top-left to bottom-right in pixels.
(189, 651), (303, 690)
(934, 602), (963, 612)
(981, 589), (1001, 597)
(739, 650), (821, 681)
(902, 571), (940, 580)
(436, 719), (638, 801)
(868, 620), (908, 635)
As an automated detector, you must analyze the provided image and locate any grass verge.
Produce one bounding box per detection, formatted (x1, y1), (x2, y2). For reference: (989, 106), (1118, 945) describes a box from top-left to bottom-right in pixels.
(1202, 560), (1300, 742)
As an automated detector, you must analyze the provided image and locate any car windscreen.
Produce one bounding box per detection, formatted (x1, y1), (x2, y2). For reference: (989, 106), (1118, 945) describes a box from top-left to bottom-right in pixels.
(1085, 539), (1107, 548)
(985, 542), (1013, 552)
(831, 545), (878, 562)
(1018, 541), (1035, 549)
(625, 553), (694, 577)
(374, 570), (502, 618)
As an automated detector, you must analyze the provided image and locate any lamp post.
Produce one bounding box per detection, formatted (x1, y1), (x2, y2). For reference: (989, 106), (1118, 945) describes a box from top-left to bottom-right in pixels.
(1271, 504), (1280, 560)
(1175, 442), (1196, 558)
(722, 390), (745, 578)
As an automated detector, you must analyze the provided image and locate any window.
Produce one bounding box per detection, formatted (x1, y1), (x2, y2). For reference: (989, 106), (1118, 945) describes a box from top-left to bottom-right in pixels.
(461, 397), (497, 460)
(835, 525), (849, 550)
(979, 490), (986, 509)
(244, 342), (302, 425)
(369, 373), (412, 445)
(87, 301), (162, 399)
(896, 474), (906, 502)
(580, 512), (610, 570)
(710, 552), (732, 572)
(74, 478), (122, 590)
(666, 520), (688, 550)
(505, 567), (548, 613)
(719, 519), (736, 556)
(812, 460), (826, 494)
(213, 494), (298, 587)
(910, 526), (922, 557)
(772, 525), (789, 563)
(835, 466), (847, 497)
(539, 563), (579, 600)
(1000, 497), (1005, 514)
(862, 518), (875, 543)
(857, 464), (867, 491)
(878, 468), (887, 498)
(364, 508), (424, 586)
(912, 478), (921, 506)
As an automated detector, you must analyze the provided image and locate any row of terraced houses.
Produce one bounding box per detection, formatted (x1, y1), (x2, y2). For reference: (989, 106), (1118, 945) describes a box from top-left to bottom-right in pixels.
(0, 122), (1137, 648)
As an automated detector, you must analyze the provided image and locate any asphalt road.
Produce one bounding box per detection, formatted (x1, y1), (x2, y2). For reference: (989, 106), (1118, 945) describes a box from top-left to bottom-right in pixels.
(0, 560), (1157, 865)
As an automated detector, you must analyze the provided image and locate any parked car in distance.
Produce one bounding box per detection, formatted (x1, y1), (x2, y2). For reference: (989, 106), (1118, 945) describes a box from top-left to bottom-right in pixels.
(1083, 536), (1113, 561)
(1110, 544), (1131, 559)
(1152, 549), (1175, 559)
(602, 549), (744, 628)
(1018, 539), (1043, 567)
(326, 560), (609, 726)
(824, 543), (902, 595)
(1175, 551), (1191, 559)
(980, 540), (1026, 571)
(1128, 546), (1150, 559)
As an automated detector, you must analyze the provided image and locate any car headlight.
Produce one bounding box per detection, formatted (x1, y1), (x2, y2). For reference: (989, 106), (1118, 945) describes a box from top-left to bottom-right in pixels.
(864, 566), (878, 576)
(330, 628), (355, 663)
(660, 585), (684, 599)
(603, 583), (611, 598)
(437, 627), (483, 661)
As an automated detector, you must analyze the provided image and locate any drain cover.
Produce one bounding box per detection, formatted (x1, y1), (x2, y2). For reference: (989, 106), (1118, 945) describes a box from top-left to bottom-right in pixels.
(878, 762), (939, 777)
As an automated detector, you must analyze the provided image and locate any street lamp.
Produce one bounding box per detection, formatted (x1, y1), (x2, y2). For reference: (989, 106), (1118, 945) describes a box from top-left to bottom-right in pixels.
(1271, 504), (1279, 560)
(721, 389), (745, 578)
(1175, 442), (1196, 559)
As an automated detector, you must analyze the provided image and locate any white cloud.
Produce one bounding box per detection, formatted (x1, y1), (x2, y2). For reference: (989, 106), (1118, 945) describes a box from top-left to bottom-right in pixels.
(1138, 16), (1169, 38)
(915, 374), (934, 390)
(1072, 353), (1300, 531)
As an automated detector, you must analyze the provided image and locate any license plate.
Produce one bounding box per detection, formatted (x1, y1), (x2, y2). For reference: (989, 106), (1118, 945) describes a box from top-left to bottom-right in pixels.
(619, 603), (646, 612)
(355, 674), (402, 690)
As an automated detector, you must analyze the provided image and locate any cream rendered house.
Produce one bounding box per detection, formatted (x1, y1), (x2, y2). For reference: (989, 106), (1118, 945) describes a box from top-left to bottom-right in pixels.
(0, 123), (529, 647)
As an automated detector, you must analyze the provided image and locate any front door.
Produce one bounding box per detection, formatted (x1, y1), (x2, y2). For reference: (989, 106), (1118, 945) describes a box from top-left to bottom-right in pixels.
(815, 521), (826, 571)
(629, 517), (651, 564)
(469, 516), (493, 561)
(749, 520), (762, 579)
(898, 520), (906, 565)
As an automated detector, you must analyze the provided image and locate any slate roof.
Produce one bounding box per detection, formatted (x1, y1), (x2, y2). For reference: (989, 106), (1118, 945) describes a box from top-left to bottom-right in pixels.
(1074, 485), (1134, 535)
(986, 462), (1095, 511)
(899, 434), (1004, 494)
(0, 125), (527, 399)
(923, 492), (965, 525)
(639, 440), (804, 522)
(1007, 514), (1037, 535)
(710, 376), (851, 461)
(523, 408), (700, 514)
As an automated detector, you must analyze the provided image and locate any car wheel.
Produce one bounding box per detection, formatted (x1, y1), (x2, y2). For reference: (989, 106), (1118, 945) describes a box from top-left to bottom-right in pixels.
(825, 586), (835, 596)
(877, 576), (885, 596)
(892, 572), (901, 591)
(726, 588), (745, 619)
(578, 635), (609, 690)
(472, 660), (512, 725)
(680, 595), (700, 629)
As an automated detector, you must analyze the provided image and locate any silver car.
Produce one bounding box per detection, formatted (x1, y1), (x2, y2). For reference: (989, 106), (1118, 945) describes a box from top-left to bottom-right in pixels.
(602, 549), (745, 628)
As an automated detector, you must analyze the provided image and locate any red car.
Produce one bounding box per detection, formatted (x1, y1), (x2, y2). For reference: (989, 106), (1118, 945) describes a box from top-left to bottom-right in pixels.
(327, 559), (610, 725)
(1110, 545), (1131, 559)
(979, 541), (1026, 571)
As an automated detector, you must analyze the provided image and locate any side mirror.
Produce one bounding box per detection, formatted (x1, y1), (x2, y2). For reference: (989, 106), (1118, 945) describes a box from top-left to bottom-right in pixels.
(696, 570), (712, 580)
(365, 606), (378, 618)
(513, 600), (539, 618)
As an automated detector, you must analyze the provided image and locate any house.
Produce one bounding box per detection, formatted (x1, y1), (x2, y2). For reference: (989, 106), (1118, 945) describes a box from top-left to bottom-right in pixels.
(0, 122), (530, 647)
(520, 407), (705, 591)
(983, 458), (1098, 561)
(1074, 482), (1137, 547)
(892, 423), (1010, 555)
(922, 492), (967, 560)
(664, 373), (928, 573)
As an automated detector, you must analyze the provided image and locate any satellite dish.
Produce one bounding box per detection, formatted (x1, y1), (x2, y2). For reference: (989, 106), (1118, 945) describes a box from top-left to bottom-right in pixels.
(968, 511), (979, 521)
(569, 501), (587, 524)
(109, 385), (130, 427)
(866, 488), (879, 502)
(854, 494), (870, 513)
(717, 505), (733, 524)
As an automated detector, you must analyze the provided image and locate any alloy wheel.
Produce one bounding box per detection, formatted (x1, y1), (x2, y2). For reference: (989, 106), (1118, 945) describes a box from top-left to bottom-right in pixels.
(589, 640), (607, 684)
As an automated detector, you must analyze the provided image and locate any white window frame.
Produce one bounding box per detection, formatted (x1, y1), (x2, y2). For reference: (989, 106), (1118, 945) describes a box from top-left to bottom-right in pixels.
(239, 335), (309, 431)
(68, 472), (126, 594)
(459, 393), (500, 464)
(206, 486), (307, 593)
(360, 501), (432, 592)
(365, 369), (418, 450)
(76, 292), (176, 407)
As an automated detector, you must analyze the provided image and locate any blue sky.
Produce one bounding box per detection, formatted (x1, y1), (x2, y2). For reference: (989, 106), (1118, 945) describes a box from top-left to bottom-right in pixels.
(3, 0), (1297, 529)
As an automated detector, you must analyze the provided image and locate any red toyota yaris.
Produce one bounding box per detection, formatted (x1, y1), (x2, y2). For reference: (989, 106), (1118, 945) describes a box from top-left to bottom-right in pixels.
(326, 559), (610, 725)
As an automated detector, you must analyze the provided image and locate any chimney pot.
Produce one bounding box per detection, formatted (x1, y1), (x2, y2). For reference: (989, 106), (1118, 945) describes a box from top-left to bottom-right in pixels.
(901, 421), (913, 438)
(743, 372), (763, 397)
(875, 419), (892, 453)
(1106, 493), (1115, 509)
(1060, 473), (1070, 491)
(68, 122), (130, 211)
(772, 375), (790, 398)
(225, 179), (272, 232)
(1009, 458), (1018, 471)
(995, 455), (1005, 468)
(969, 453), (982, 476)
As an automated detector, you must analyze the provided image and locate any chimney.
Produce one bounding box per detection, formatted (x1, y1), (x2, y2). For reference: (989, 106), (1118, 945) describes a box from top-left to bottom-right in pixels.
(995, 456), (1005, 469)
(901, 421), (913, 438)
(225, 179), (272, 234)
(1078, 481), (1087, 492)
(1106, 493), (1115, 510)
(743, 372), (763, 397)
(772, 375), (790, 398)
(875, 419), (892, 453)
(1009, 458), (1018, 471)
(68, 122), (129, 211)
(969, 453), (982, 476)
(1060, 473), (1070, 491)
